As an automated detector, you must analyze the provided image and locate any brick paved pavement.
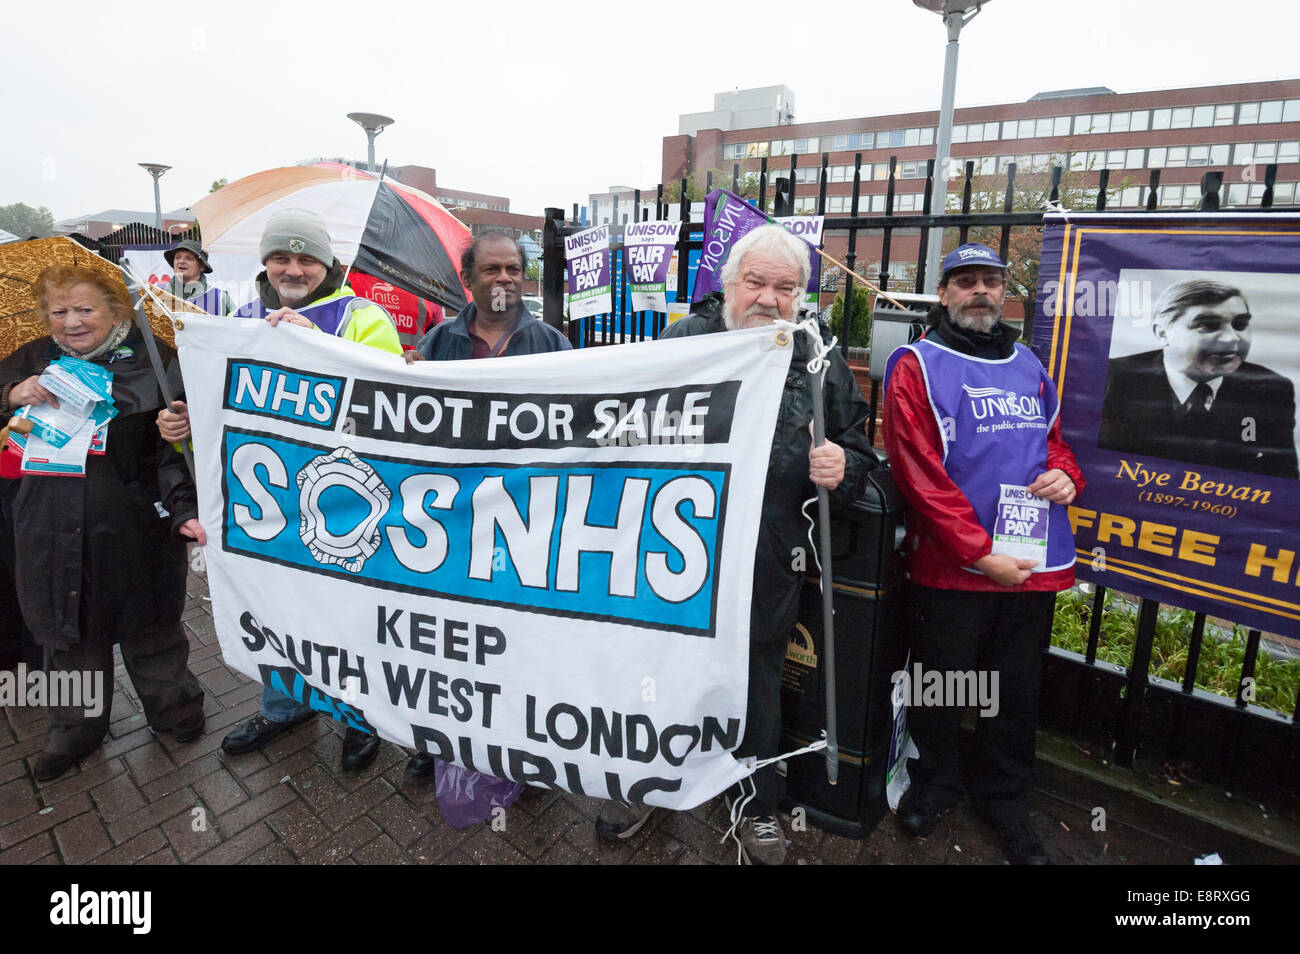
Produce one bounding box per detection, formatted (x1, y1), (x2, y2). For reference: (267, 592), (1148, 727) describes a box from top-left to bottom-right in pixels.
(1, 568), (1290, 866)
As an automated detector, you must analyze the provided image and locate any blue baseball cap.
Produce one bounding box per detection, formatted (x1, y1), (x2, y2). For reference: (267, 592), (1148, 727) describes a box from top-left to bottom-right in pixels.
(941, 243), (1006, 280)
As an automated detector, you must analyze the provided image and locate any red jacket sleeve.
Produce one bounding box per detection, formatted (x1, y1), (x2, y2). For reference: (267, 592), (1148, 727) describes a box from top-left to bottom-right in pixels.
(882, 351), (992, 568)
(1046, 414), (1085, 498)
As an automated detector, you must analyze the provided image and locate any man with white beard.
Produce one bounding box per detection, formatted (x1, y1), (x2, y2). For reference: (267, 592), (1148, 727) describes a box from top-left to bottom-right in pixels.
(594, 225), (877, 864)
(882, 243), (1084, 865)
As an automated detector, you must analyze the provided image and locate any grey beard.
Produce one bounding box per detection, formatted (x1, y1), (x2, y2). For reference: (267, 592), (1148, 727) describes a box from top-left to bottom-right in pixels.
(949, 307), (999, 334)
(276, 284), (309, 305)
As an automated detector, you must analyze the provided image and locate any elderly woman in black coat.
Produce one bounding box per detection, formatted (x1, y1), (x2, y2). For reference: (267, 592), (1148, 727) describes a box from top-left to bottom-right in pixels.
(0, 265), (205, 782)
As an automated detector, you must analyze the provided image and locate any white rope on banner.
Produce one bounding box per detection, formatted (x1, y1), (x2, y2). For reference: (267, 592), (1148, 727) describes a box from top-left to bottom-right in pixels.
(788, 315), (839, 598)
(119, 262), (186, 326)
(721, 736), (829, 864)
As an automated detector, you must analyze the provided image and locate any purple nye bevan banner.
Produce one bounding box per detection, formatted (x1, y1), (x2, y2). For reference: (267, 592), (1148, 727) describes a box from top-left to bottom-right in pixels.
(1031, 212), (1300, 638)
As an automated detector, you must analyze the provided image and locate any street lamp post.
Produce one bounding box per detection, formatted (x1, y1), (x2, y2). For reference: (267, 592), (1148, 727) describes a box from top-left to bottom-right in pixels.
(138, 163), (172, 230)
(913, 0), (990, 293)
(347, 112), (395, 173)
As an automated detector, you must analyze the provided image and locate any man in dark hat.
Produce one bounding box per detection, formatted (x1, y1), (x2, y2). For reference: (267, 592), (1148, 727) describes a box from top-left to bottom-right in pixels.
(882, 242), (1084, 865)
(165, 240), (234, 316)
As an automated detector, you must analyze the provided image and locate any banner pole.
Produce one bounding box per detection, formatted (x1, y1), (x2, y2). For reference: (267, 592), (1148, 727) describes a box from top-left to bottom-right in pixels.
(810, 368), (839, 785)
(340, 159), (389, 291)
(813, 246), (908, 311)
(117, 264), (195, 482)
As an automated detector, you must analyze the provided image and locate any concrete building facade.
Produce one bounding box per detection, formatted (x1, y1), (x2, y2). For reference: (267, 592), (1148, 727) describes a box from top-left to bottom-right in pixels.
(661, 79), (1300, 288)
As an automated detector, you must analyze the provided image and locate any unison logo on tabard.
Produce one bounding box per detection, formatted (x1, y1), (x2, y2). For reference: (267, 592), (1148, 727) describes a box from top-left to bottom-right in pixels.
(961, 383), (1044, 422)
(49, 884), (151, 934)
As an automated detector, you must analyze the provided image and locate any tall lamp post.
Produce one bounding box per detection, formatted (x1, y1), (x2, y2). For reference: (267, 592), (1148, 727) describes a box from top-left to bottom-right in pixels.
(138, 163), (171, 230)
(347, 112), (395, 173)
(913, 0), (990, 293)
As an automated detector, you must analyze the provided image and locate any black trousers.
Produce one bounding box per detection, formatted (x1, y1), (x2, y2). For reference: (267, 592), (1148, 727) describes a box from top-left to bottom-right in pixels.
(725, 564), (804, 817)
(44, 620), (205, 756)
(905, 585), (1055, 827)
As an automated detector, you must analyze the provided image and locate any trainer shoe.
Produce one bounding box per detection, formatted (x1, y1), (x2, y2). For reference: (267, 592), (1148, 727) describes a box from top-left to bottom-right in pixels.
(595, 801), (656, 842)
(737, 814), (787, 865)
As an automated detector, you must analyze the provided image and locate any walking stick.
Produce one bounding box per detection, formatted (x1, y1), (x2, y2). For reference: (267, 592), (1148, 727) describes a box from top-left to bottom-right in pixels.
(117, 265), (196, 483)
(809, 368), (839, 786)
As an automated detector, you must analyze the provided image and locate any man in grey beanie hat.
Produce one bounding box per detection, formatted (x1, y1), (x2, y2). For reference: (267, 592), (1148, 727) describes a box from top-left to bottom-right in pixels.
(158, 207), (400, 775)
(226, 207), (402, 353)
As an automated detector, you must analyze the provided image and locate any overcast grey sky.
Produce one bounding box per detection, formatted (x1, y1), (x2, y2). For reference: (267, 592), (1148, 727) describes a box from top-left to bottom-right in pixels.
(3, 0), (1296, 223)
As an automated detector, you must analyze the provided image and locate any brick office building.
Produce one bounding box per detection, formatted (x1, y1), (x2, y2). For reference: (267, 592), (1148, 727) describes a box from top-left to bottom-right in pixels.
(661, 79), (1300, 288)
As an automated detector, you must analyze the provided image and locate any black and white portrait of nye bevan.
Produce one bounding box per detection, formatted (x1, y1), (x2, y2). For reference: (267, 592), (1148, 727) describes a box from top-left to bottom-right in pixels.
(1098, 268), (1300, 480)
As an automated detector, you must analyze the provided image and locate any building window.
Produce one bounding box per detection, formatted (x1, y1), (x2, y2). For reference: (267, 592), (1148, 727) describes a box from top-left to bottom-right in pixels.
(1214, 104), (1235, 126)
(1280, 141), (1299, 164)
(1209, 143), (1230, 165)
(1130, 110), (1150, 132)
(1238, 102), (1260, 124)
(1255, 142), (1277, 163)
(1125, 147), (1145, 168)
(1233, 142), (1254, 164)
(1192, 105), (1214, 127)
(1151, 108), (1171, 130)
(1035, 117), (1054, 138)
(1285, 100), (1300, 122)
(1187, 145), (1210, 166)
(833, 134), (847, 151)
(1171, 107), (1193, 129)
(1259, 100), (1283, 124)
(904, 127), (919, 147)
(1073, 114), (1090, 135)
(1273, 182), (1296, 203)
(1110, 111), (1130, 133)
(1228, 182), (1249, 204)
(952, 124), (967, 144)
(1053, 115), (1071, 136)
(1119, 186), (1143, 207)
(1166, 146), (1189, 167)
(920, 127), (934, 146)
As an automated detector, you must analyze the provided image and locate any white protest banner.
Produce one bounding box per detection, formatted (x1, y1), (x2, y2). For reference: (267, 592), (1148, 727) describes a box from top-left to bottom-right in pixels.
(564, 224), (612, 321)
(624, 221), (682, 313)
(178, 316), (795, 809)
